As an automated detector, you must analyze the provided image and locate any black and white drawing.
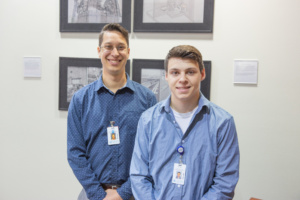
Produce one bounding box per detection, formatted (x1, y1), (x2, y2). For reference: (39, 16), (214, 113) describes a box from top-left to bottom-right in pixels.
(133, 0), (214, 33)
(141, 68), (170, 101)
(143, 0), (204, 23)
(67, 67), (102, 102)
(60, 0), (131, 32)
(68, 0), (122, 23)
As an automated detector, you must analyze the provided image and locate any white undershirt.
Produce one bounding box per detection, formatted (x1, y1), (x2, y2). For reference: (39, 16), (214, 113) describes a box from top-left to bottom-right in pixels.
(171, 106), (198, 134)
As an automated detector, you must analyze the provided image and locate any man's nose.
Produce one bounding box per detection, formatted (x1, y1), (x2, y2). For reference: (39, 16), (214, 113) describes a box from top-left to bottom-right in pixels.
(179, 73), (187, 82)
(111, 47), (120, 55)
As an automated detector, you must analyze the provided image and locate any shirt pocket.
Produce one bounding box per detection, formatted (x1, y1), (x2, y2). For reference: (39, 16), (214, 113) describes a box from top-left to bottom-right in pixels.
(125, 111), (142, 128)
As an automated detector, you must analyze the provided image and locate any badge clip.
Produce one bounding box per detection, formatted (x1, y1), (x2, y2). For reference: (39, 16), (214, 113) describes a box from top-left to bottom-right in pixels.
(177, 146), (184, 164)
(110, 121), (115, 127)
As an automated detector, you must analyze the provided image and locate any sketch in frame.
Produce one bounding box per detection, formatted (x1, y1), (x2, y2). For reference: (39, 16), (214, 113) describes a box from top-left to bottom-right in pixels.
(143, 0), (204, 23)
(68, 0), (122, 23)
(134, 0), (214, 33)
(60, 0), (131, 32)
(67, 66), (102, 102)
(132, 59), (169, 102)
(141, 68), (170, 101)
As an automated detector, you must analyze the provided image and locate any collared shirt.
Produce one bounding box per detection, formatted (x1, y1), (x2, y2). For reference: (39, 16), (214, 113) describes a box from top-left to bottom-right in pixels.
(67, 74), (157, 200)
(130, 95), (240, 200)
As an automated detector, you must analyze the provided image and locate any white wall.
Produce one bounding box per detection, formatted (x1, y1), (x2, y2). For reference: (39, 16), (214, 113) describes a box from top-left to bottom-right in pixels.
(0, 0), (299, 199)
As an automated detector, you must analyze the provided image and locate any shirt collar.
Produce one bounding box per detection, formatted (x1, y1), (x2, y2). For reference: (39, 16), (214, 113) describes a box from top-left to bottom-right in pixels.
(159, 92), (210, 114)
(94, 73), (135, 92)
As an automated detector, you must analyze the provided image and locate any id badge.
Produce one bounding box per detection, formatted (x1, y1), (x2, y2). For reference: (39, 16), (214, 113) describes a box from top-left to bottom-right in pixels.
(172, 163), (186, 185)
(107, 126), (120, 145)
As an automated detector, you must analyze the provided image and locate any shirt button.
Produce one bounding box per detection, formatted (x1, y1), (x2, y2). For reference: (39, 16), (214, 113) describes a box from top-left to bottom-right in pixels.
(173, 121), (176, 124)
(178, 185), (181, 188)
(182, 140), (185, 143)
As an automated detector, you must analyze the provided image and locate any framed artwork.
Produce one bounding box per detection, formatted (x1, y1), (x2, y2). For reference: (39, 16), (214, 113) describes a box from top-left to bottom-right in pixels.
(60, 0), (131, 32)
(132, 59), (211, 102)
(132, 59), (169, 102)
(59, 57), (130, 110)
(133, 0), (214, 33)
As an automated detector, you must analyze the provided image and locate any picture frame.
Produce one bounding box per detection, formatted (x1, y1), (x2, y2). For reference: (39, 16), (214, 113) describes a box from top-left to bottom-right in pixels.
(133, 0), (214, 33)
(60, 0), (131, 32)
(59, 57), (130, 110)
(132, 59), (211, 102)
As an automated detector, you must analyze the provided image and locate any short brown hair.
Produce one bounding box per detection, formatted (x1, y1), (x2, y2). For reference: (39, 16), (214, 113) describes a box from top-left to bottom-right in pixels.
(164, 45), (204, 72)
(99, 23), (129, 47)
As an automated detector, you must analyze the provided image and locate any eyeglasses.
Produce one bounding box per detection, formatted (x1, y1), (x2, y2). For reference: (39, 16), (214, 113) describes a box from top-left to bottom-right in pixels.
(100, 45), (128, 52)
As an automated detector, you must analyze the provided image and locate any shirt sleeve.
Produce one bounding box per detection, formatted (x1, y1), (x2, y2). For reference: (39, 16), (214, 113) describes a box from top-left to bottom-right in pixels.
(67, 94), (106, 200)
(116, 178), (133, 200)
(130, 115), (155, 200)
(201, 117), (240, 200)
(116, 91), (156, 200)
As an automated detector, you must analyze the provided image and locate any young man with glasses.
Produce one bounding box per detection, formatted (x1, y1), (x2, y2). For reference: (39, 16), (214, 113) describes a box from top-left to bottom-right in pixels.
(130, 45), (240, 200)
(67, 23), (157, 200)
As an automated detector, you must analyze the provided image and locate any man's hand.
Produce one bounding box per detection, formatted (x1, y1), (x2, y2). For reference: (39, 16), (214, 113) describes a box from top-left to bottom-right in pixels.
(103, 189), (123, 200)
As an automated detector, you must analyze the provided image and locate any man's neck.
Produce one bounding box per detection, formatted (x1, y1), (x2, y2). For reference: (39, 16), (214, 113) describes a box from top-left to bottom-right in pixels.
(170, 94), (200, 113)
(102, 71), (127, 93)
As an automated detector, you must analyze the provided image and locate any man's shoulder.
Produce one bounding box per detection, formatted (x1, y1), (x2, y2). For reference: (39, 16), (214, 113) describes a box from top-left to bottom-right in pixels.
(71, 81), (96, 102)
(130, 80), (155, 96)
(206, 100), (234, 122)
(140, 101), (164, 119)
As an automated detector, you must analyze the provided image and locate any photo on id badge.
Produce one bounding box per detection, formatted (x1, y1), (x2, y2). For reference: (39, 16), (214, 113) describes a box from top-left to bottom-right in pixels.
(172, 163), (186, 185)
(111, 133), (116, 140)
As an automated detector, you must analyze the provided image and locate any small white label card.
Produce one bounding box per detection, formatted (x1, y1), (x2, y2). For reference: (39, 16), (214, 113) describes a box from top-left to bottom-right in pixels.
(172, 163), (186, 185)
(107, 126), (120, 145)
(23, 57), (42, 77)
(234, 60), (258, 84)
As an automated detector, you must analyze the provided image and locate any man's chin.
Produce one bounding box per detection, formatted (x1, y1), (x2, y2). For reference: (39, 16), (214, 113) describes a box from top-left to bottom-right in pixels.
(108, 61), (121, 66)
(105, 68), (126, 76)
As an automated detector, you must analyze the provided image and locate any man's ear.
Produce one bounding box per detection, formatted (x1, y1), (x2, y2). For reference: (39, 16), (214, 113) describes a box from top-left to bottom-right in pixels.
(165, 70), (168, 81)
(127, 47), (130, 55)
(97, 46), (101, 57)
(200, 67), (206, 81)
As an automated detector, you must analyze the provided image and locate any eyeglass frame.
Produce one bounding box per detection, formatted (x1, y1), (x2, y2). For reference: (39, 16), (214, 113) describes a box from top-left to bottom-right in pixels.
(100, 44), (129, 52)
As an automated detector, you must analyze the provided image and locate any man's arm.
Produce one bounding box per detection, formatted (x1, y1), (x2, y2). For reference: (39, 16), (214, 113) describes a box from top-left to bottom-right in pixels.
(130, 116), (155, 200)
(113, 178), (131, 200)
(67, 95), (107, 200)
(104, 189), (123, 200)
(201, 117), (240, 200)
(148, 92), (157, 108)
(114, 92), (156, 200)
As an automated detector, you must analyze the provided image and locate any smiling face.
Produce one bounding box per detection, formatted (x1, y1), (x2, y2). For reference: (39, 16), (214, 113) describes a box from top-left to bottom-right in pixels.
(166, 57), (206, 107)
(97, 31), (130, 77)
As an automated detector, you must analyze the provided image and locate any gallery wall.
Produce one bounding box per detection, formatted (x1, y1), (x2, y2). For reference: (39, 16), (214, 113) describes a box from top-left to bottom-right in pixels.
(0, 0), (300, 199)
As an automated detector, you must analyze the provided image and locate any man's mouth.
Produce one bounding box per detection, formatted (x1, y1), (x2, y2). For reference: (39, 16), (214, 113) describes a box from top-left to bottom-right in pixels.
(176, 86), (191, 92)
(108, 59), (121, 65)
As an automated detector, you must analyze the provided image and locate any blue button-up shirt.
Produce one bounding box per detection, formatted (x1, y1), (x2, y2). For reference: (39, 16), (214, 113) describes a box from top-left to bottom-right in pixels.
(130, 95), (240, 200)
(67, 74), (157, 200)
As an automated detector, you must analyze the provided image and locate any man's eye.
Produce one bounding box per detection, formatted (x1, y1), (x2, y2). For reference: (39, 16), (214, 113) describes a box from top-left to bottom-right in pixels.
(187, 71), (195, 75)
(104, 45), (113, 50)
(117, 46), (126, 50)
(171, 71), (179, 75)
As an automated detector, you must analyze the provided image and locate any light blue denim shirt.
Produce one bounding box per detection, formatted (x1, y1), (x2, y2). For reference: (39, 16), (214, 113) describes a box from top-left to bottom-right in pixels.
(130, 95), (240, 200)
